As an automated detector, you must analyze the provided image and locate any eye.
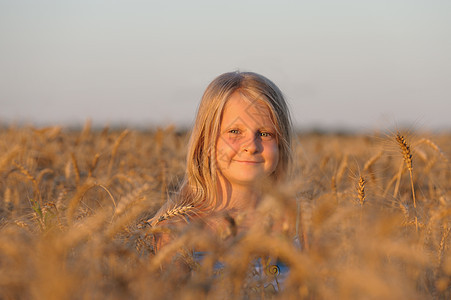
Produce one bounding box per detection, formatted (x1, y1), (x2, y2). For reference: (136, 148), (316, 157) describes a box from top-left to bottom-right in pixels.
(259, 131), (274, 138)
(228, 129), (240, 134)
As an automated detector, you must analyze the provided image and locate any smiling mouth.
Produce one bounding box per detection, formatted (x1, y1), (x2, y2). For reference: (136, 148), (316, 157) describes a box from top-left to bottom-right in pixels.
(234, 160), (263, 164)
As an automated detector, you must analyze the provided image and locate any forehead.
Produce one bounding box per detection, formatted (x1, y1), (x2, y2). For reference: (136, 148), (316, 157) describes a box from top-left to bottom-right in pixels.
(221, 91), (275, 127)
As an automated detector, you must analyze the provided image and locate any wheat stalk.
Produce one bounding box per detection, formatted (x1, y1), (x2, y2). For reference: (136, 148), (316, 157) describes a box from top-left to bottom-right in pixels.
(396, 132), (418, 232)
(88, 153), (100, 178)
(363, 150), (383, 172)
(37, 168), (54, 186)
(336, 154), (348, 183)
(71, 152), (81, 185)
(417, 138), (449, 164)
(114, 183), (150, 216)
(108, 129), (129, 176)
(0, 145), (21, 171)
(2, 126), (451, 298)
(13, 162), (42, 207)
(393, 160), (404, 198)
(4, 187), (12, 210)
(437, 224), (450, 268)
(331, 175), (337, 195)
(396, 133), (416, 208)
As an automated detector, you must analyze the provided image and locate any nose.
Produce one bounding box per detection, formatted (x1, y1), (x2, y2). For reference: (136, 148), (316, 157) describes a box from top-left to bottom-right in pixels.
(241, 135), (261, 154)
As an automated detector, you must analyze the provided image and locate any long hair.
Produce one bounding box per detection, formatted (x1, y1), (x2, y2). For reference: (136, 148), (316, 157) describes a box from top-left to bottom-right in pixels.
(150, 71), (293, 225)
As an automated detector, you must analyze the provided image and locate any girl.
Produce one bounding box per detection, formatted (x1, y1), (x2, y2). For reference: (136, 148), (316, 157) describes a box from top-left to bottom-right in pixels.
(149, 71), (295, 251)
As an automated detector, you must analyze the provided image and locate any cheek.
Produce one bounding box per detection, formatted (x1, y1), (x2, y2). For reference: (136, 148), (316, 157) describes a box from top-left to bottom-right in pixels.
(267, 143), (280, 170)
(217, 136), (239, 155)
(215, 138), (237, 165)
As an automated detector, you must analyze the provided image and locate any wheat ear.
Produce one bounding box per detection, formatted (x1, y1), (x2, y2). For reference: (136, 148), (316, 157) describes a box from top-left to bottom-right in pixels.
(438, 224), (450, 268)
(152, 204), (194, 226)
(357, 176), (366, 206)
(108, 129), (129, 176)
(396, 133), (416, 208)
(363, 150), (383, 172)
(13, 162), (42, 207)
(71, 153), (80, 185)
(417, 138), (449, 164)
(396, 133), (412, 171)
(88, 153), (100, 178)
(396, 132), (418, 232)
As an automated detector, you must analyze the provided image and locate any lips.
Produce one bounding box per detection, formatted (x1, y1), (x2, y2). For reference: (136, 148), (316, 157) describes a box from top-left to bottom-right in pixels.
(234, 160), (263, 164)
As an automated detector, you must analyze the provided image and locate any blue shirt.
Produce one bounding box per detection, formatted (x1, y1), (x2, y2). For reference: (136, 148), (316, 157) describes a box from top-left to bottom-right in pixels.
(191, 235), (301, 293)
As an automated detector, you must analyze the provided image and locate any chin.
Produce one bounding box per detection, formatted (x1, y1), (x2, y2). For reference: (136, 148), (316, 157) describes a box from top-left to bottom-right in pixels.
(219, 168), (275, 187)
(229, 175), (268, 186)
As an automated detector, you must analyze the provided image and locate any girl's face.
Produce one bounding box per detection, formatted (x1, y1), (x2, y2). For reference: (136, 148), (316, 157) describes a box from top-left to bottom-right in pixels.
(215, 91), (279, 187)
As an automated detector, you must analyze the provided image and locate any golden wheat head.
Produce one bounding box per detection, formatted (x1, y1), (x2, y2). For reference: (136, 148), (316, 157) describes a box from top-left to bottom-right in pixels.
(396, 132), (413, 172)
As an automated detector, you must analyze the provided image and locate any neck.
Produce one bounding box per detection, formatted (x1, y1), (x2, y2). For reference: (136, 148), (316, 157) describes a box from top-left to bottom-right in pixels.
(214, 175), (262, 214)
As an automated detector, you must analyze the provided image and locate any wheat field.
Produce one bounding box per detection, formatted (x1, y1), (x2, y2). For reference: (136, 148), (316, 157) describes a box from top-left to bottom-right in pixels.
(0, 122), (450, 299)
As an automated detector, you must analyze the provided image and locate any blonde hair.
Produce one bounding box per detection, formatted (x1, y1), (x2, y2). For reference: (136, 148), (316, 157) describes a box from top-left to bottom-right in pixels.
(151, 71), (293, 224)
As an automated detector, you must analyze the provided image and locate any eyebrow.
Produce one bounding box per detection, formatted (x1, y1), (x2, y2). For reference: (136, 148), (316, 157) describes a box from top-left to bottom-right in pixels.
(222, 123), (276, 131)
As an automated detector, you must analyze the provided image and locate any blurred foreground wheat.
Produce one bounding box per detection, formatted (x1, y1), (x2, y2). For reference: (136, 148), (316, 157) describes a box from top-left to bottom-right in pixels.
(0, 124), (450, 299)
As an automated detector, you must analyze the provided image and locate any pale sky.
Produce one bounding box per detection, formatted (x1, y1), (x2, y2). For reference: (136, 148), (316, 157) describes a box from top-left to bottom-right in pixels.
(1, 0), (450, 131)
